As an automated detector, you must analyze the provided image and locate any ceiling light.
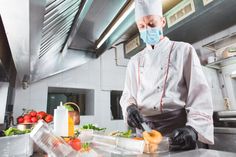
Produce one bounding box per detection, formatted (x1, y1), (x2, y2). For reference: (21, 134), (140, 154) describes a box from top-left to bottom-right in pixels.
(96, 2), (135, 49)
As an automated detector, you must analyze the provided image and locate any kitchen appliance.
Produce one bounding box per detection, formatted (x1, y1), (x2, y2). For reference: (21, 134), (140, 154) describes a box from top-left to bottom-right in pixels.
(210, 111), (236, 153)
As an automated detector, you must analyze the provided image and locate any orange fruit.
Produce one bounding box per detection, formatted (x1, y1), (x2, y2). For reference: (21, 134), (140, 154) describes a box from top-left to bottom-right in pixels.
(143, 130), (162, 144)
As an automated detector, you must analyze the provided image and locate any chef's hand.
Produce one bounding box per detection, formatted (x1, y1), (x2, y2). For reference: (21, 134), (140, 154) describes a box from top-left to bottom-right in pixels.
(169, 126), (198, 151)
(126, 104), (143, 129)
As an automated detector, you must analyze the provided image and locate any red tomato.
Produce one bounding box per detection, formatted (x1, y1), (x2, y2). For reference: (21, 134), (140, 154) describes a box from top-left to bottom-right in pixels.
(17, 116), (24, 124)
(29, 111), (37, 117)
(68, 138), (81, 151)
(37, 111), (47, 119)
(44, 114), (53, 123)
(24, 118), (32, 123)
(31, 117), (38, 123)
(23, 114), (31, 120)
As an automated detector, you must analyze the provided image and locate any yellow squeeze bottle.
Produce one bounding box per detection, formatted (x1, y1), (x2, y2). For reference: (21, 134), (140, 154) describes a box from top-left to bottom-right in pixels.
(68, 116), (74, 136)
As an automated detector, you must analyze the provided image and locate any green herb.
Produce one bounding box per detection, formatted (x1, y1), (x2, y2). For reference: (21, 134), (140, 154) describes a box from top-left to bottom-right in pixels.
(82, 124), (106, 131)
(74, 129), (80, 137)
(109, 130), (132, 138)
(64, 105), (75, 111)
(3, 127), (31, 136)
(120, 130), (132, 138)
(82, 142), (90, 149)
(81, 142), (91, 152)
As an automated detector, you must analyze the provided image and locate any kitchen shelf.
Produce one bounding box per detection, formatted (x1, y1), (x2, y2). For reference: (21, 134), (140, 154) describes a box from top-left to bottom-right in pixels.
(205, 56), (236, 70)
(231, 73), (236, 79)
(203, 32), (236, 52)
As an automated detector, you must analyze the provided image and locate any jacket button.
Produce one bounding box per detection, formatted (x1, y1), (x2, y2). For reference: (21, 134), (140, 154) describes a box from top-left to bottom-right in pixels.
(153, 106), (157, 110)
(156, 86), (161, 92)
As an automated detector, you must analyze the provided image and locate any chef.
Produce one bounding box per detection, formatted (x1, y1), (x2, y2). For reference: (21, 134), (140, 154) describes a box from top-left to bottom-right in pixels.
(120, 0), (214, 151)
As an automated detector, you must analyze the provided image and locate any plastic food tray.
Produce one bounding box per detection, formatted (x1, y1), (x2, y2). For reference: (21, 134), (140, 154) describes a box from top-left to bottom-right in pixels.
(30, 120), (78, 157)
(0, 133), (33, 157)
(92, 134), (170, 155)
(91, 134), (145, 155)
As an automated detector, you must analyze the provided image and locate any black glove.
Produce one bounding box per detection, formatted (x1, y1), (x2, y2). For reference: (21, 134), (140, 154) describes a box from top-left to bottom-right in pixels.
(126, 104), (143, 129)
(169, 126), (198, 151)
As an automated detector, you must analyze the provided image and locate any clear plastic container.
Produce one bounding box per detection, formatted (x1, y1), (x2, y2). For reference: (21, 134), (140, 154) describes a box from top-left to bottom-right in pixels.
(0, 133), (33, 157)
(30, 120), (78, 157)
(78, 129), (94, 142)
(158, 137), (170, 153)
(91, 134), (145, 155)
(144, 137), (170, 154)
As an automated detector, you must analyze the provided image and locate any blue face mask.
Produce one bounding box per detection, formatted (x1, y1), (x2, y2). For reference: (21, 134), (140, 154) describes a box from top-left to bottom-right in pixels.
(140, 27), (163, 45)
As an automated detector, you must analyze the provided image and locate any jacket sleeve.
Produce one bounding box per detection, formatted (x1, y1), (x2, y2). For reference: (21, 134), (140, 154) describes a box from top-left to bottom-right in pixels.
(120, 60), (138, 124)
(183, 45), (214, 144)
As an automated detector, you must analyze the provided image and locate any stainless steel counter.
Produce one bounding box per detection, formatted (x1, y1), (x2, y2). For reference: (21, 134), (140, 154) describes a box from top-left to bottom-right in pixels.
(161, 149), (236, 157)
(214, 127), (236, 134)
(93, 148), (236, 157)
(209, 127), (236, 153)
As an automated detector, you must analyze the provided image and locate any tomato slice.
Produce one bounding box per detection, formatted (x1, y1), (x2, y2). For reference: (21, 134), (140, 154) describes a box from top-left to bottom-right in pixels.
(133, 137), (144, 140)
(68, 138), (81, 151)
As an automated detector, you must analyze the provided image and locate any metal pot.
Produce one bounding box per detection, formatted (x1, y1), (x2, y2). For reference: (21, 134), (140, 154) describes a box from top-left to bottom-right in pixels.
(64, 102), (80, 125)
(17, 123), (35, 131)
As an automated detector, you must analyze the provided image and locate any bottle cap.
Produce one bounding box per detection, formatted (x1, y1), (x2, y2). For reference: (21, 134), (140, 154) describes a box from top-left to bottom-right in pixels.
(57, 101), (65, 109)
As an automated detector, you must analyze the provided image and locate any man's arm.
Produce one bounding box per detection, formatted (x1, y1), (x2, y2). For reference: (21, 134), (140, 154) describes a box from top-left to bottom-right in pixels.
(183, 44), (214, 145)
(120, 61), (138, 125)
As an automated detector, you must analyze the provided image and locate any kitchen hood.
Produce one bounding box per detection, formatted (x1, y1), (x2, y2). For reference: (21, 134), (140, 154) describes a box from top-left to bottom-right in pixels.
(0, 15), (16, 85)
(0, 0), (95, 83)
(0, 0), (190, 84)
(0, 0), (133, 83)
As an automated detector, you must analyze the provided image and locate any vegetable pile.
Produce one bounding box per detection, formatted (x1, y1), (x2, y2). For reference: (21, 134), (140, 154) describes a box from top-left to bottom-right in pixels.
(17, 109), (53, 124)
(3, 127), (31, 136)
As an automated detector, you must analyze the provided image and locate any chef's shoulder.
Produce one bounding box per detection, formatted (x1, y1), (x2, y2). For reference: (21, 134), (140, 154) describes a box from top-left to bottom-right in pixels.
(127, 48), (145, 66)
(173, 40), (201, 66)
(173, 41), (196, 54)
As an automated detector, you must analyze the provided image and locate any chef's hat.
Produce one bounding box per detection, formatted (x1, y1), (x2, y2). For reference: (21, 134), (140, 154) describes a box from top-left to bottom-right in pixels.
(135, 0), (163, 21)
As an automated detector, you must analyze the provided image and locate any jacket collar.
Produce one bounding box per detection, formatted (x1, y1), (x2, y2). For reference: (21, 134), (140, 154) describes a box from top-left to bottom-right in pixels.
(146, 37), (170, 51)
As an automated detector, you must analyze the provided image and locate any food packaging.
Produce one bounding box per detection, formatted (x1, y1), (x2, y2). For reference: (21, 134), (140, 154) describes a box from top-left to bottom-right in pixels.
(30, 120), (78, 157)
(79, 129), (94, 142)
(0, 133), (33, 157)
(91, 133), (145, 155)
(79, 128), (105, 142)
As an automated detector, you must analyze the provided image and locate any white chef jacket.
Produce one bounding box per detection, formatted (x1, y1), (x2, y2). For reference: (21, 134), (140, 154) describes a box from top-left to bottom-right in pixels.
(120, 37), (214, 144)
